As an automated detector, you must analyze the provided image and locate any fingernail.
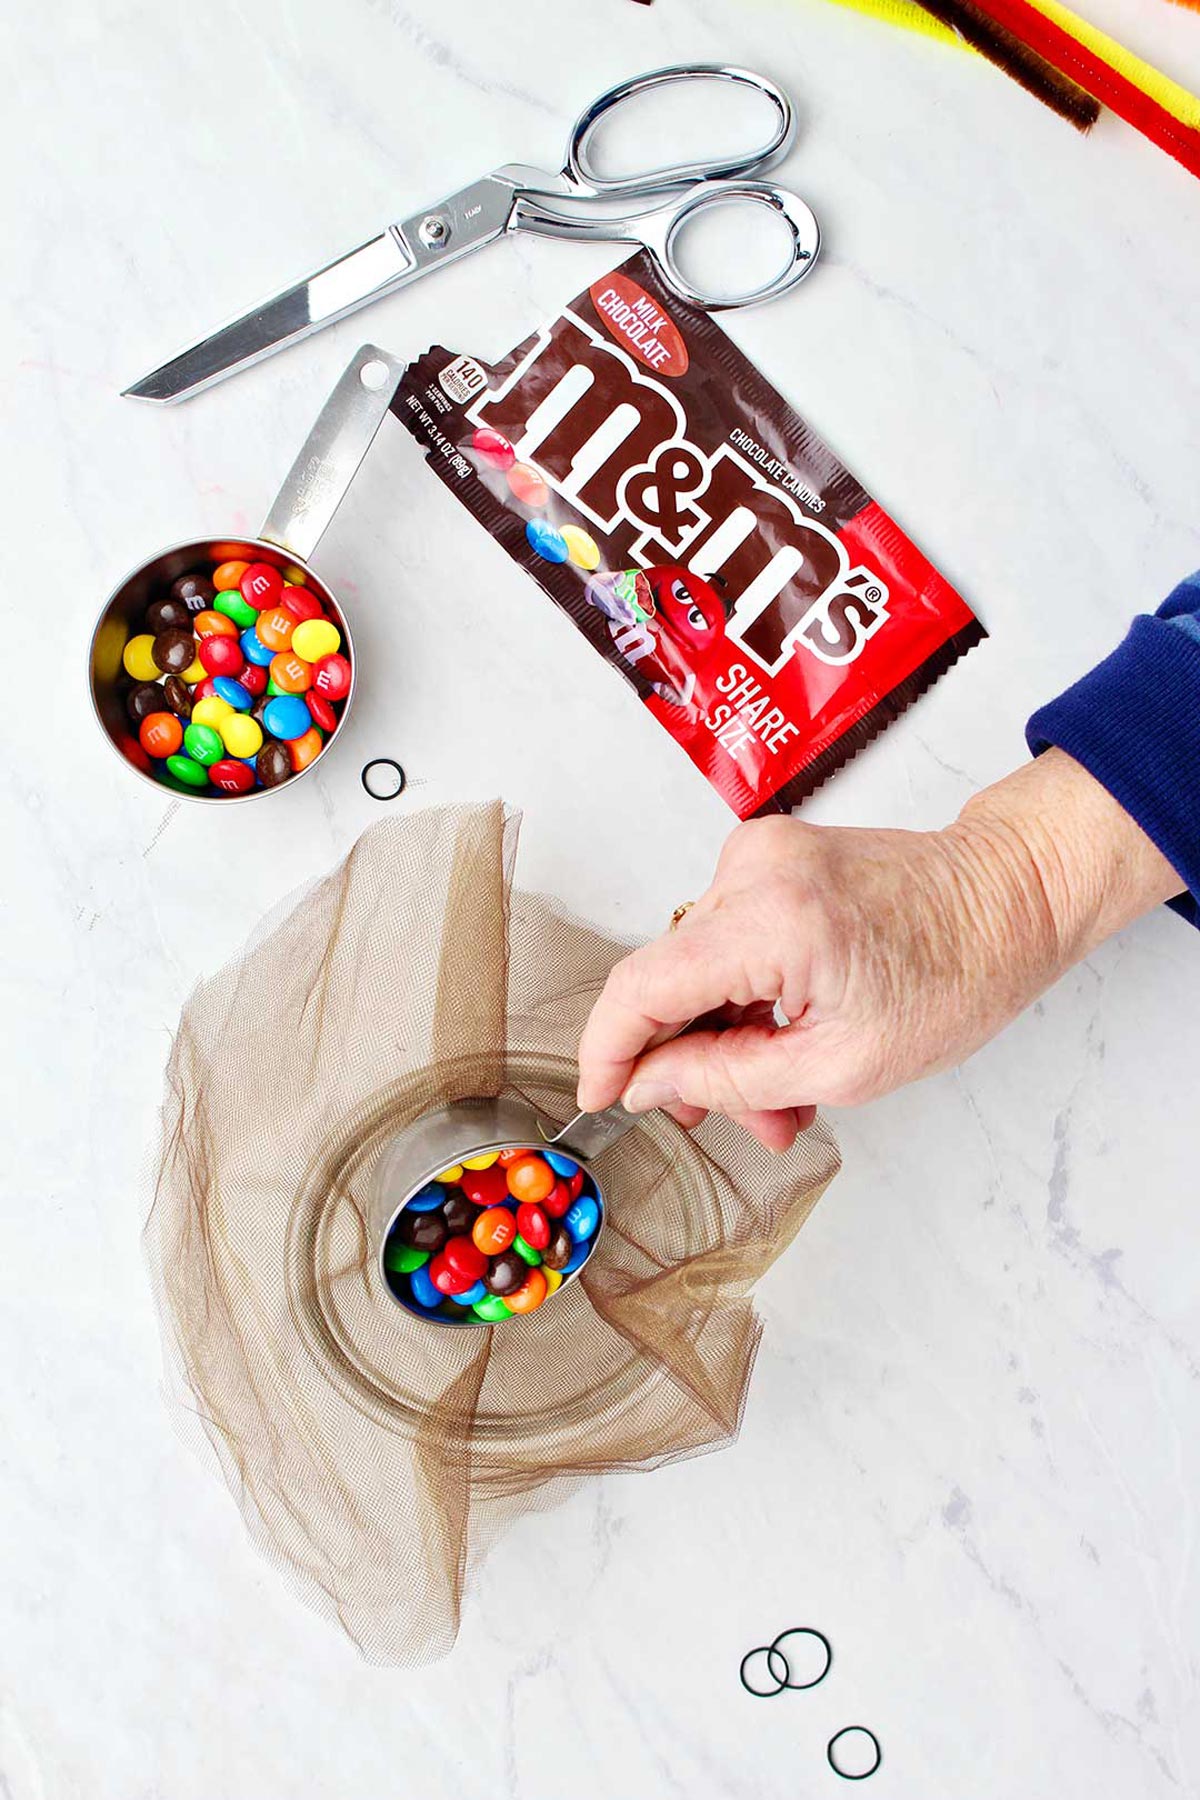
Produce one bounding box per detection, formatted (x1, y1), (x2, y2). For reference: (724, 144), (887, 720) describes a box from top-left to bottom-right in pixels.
(623, 1080), (681, 1114)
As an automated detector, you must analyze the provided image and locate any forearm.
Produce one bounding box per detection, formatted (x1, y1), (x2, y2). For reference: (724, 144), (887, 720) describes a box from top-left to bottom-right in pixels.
(949, 747), (1185, 976)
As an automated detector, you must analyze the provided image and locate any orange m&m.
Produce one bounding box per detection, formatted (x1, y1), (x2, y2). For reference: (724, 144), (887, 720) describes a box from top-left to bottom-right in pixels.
(472, 1207), (517, 1257)
(212, 559), (250, 592)
(506, 1268), (548, 1314)
(506, 1154), (555, 1205)
(256, 607), (295, 653)
(288, 727), (324, 773)
(139, 711), (183, 758)
(193, 610), (238, 639)
(270, 651), (312, 694)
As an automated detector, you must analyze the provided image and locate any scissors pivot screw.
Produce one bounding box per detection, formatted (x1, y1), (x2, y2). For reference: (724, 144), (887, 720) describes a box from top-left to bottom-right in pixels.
(418, 214), (451, 249)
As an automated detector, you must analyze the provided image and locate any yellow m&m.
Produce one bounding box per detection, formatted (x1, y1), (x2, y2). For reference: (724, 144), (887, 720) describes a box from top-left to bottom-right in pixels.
(561, 525), (601, 571)
(292, 618), (341, 663)
(122, 635), (159, 681)
(220, 714), (263, 760)
(191, 696), (233, 730)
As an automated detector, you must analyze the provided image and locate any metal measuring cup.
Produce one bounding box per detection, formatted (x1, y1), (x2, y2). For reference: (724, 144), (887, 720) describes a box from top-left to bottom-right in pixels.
(369, 1095), (635, 1327)
(89, 343), (404, 800)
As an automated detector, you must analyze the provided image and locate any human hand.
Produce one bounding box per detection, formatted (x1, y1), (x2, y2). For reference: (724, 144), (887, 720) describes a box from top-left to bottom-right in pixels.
(576, 750), (1182, 1150)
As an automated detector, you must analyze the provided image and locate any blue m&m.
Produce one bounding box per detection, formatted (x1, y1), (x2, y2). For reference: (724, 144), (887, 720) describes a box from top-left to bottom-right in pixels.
(526, 519), (569, 563)
(544, 1150), (580, 1178)
(564, 1195), (600, 1241)
(262, 694), (312, 740)
(406, 1182), (446, 1213)
(212, 675), (253, 710)
(409, 1262), (443, 1310)
(240, 626), (275, 667)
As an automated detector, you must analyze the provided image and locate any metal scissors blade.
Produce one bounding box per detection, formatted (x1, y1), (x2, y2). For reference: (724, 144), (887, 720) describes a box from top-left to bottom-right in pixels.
(123, 173), (519, 403)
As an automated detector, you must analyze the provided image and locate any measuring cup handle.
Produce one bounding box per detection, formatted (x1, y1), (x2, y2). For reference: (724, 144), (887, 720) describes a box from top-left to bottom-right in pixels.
(565, 64), (796, 197)
(260, 345), (405, 565)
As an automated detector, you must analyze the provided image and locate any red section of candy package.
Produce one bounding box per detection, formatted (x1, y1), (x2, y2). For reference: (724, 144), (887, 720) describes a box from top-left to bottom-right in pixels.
(393, 253), (984, 817)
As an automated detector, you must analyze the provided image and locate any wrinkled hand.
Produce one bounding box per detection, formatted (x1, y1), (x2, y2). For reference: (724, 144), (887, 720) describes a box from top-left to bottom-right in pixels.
(576, 751), (1181, 1150)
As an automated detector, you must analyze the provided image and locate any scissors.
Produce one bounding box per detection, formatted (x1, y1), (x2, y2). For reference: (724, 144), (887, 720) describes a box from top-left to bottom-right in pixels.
(124, 63), (821, 404)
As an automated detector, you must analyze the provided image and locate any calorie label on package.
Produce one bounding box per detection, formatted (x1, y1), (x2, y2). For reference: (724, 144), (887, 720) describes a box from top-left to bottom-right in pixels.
(393, 252), (984, 817)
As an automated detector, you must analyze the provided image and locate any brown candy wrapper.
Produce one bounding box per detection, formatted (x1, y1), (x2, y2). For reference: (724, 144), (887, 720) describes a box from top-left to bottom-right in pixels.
(147, 804), (840, 1664)
(394, 253), (984, 817)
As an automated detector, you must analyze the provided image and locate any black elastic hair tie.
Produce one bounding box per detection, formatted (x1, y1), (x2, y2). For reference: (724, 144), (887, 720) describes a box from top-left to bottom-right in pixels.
(826, 1726), (882, 1781)
(738, 1644), (789, 1698)
(361, 758), (407, 800)
(770, 1626), (832, 1691)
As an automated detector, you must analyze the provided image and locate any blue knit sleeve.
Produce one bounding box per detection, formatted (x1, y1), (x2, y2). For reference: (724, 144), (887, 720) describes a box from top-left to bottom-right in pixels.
(1026, 570), (1200, 929)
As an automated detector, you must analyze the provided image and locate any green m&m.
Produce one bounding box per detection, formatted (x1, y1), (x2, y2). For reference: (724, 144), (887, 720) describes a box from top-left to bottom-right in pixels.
(164, 753), (208, 789)
(384, 1242), (429, 1275)
(182, 722), (224, 766)
(471, 1294), (513, 1322)
(214, 588), (259, 629)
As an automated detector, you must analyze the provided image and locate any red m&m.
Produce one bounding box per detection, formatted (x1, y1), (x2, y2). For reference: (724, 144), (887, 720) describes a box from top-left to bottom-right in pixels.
(516, 1202), (550, 1250)
(306, 691), (337, 733)
(471, 426), (516, 470)
(311, 653), (351, 701)
(282, 584), (324, 622)
(461, 1164), (509, 1208)
(240, 563), (283, 610)
(209, 758), (256, 794)
(198, 634), (246, 679)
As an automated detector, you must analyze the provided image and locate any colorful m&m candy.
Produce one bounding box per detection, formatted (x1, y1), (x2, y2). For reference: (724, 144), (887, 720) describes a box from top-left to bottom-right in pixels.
(471, 426), (516, 470)
(381, 1146), (603, 1325)
(240, 563), (283, 610)
(464, 430), (610, 571)
(526, 520), (568, 563)
(110, 558), (352, 794)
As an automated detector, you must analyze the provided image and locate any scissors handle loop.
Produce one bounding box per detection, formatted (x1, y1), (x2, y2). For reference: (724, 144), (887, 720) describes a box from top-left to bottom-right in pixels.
(566, 64), (796, 198)
(514, 180), (821, 312)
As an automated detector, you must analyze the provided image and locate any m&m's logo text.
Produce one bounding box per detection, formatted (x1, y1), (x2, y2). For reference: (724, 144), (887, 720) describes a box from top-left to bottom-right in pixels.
(588, 275), (689, 378)
(470, 302), (889, 677)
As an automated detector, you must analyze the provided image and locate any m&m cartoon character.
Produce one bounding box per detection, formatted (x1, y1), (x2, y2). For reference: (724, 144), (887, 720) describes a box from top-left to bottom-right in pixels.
(583, 565), (731, 710)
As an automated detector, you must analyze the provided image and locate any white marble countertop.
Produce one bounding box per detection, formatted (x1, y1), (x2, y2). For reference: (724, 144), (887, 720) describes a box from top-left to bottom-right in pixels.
(5, 0), (1200, 1794)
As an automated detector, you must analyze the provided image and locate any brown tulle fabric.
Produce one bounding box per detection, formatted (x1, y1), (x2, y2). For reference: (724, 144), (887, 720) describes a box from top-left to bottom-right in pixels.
(147, 802), (841, 1664)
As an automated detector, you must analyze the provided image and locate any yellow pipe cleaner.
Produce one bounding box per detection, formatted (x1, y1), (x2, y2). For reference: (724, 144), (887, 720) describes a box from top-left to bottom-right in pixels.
(817, 0), (974, 51)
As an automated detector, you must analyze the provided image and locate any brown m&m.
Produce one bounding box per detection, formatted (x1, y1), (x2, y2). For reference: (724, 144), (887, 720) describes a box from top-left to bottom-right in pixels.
(170, 571), (216, 612)
(162, 675), (193, 718)
(125, 682), (164, 725)
(256, 741), (292, 787)
(152, 628), (197, 675)
(146, 596), (195, 635)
